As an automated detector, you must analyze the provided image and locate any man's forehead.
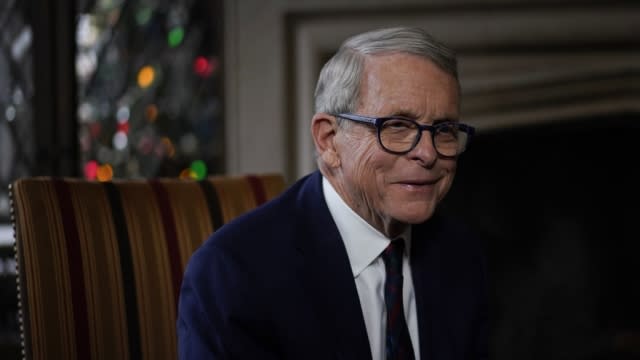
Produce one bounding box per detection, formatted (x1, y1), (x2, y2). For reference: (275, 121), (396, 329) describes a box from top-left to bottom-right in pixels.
(358, 55), (460, 117)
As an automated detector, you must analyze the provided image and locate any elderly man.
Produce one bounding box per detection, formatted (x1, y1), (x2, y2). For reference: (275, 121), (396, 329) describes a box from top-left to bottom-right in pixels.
(178, 26), (487, 360)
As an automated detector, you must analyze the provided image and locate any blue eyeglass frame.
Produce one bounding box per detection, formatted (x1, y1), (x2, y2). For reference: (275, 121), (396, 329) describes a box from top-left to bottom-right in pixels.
(333, 113), (476, 156)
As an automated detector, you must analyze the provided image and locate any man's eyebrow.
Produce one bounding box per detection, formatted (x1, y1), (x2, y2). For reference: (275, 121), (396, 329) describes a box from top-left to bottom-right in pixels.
(387, 109), (460, 124)
(389, 111), (419, 119)
(432, 117), (459, 125)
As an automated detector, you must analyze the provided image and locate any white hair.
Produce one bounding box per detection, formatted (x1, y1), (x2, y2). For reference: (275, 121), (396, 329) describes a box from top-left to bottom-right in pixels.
(314, 26), (459, 117)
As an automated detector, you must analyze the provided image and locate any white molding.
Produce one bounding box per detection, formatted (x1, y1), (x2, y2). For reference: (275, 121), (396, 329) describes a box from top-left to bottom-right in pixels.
(470, 97), (640, 131)
(224, 1), (639, 180)
(290, 7), (639, 178)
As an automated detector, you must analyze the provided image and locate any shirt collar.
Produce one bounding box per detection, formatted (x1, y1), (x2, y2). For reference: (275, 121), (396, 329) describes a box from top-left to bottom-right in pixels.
(322, 176), (411, 277)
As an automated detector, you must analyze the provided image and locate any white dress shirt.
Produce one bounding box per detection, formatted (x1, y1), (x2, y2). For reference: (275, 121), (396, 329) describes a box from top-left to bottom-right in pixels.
(322, 177), (420, 360)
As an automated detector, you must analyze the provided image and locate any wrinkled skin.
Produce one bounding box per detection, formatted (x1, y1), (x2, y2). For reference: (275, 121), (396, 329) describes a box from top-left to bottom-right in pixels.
(312, 53), (460, 238)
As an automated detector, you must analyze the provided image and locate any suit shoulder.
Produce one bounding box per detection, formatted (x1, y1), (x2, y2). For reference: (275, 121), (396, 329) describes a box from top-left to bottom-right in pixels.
(183, 196), (292, 288)
(189, 173), (315, 264)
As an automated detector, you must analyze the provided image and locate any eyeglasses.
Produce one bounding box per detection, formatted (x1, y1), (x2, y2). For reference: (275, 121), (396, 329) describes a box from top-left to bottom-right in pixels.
(333, 113), (475, 157)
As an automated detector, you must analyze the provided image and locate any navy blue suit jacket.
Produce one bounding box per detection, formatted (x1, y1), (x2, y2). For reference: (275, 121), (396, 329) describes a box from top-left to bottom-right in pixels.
(177, 171), (488, 359)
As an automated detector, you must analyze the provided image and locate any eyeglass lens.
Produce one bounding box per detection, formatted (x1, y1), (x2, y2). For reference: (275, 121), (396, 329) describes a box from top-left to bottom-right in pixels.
(379, 118), (468, 156)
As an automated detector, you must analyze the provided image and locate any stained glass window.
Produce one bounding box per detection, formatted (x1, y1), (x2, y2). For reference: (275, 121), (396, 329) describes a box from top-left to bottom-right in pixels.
(0, 1), (223, 354)
(76, 0), (224, 181)
(0, 1), (35, 225)
(0, 1), (32, 355)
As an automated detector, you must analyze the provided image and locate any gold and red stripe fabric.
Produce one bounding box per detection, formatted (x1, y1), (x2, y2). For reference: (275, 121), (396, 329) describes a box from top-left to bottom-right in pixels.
(10, 174), (286, 360)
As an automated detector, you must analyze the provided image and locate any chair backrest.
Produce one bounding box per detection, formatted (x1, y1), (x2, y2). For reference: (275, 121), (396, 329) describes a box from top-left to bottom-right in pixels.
(9, 174), (286, 360)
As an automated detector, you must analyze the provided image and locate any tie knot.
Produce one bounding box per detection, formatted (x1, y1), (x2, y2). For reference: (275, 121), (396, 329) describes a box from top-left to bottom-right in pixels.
(381, 238), (405, 274)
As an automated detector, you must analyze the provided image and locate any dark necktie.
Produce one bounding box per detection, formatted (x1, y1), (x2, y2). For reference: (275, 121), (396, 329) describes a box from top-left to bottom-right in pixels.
(381, 239), (416, 360)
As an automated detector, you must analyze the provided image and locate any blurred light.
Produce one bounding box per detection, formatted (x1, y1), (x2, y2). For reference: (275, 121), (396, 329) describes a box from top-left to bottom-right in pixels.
(168, 27), (185, 47)
(76, 51), (98, 80)
(116, 106), (130, 123)
(11, 27), (31, 61)
(96, 164), (114, 182)
(78, 102), (95, 123)
(190, 160), (207, 180)
(145, 104), (158, 122)
(117, 122), (129, 134)
(84, 160), (98, 180)
(113, 131), (128, 150)
(161, 137), (176, 158)
(76, 15), (98, 47)
(135, 7), (153, 26)
(5, 106), (16, 122)
(137, 65), (155, 88)
(179, 168), (196, 180)
(193, 56), (215, 77)
(12, 88), (24, 105)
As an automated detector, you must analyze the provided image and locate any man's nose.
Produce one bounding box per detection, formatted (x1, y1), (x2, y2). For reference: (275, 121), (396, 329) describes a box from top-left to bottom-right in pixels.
(407, 131), (438, 167)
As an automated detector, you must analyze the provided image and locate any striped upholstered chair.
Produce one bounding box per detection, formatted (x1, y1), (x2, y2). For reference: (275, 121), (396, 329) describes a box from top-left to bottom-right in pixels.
(9, 174), (286, 360)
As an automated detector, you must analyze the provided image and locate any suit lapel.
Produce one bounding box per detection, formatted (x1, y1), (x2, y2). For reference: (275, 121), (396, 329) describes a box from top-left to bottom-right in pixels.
(411, 216), (444, 360)
(295, 172), (372, 360)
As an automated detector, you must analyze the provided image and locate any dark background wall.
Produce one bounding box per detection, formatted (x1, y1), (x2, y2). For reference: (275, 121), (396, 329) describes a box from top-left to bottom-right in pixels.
(440, 113), (640, 359)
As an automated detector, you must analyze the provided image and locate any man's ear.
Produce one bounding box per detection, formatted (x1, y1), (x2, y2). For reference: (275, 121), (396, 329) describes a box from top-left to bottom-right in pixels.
(311, 113), (340, 168)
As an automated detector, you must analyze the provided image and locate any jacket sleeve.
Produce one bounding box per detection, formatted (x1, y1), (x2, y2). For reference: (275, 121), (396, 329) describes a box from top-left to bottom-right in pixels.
(177, 242), (280, 359)
(177, 264), (220, 358)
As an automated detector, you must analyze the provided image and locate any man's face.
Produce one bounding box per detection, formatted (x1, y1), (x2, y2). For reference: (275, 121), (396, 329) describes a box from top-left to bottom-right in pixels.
(333, 53), (460, 236)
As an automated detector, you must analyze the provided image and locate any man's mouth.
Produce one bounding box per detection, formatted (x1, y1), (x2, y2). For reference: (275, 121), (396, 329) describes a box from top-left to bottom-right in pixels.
(396, 178), (439, 186)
